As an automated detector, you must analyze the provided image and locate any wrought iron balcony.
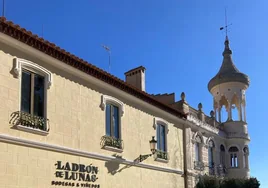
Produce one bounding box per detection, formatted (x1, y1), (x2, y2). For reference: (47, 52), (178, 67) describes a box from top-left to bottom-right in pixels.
(10, 111), (49, 132)
(155, 150), (168, 160)
(101, 135), (123, 149)
(194, 161), (204, 170)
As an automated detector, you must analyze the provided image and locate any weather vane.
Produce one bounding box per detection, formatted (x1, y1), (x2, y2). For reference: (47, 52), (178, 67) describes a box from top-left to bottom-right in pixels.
(220, 8), (232, 37)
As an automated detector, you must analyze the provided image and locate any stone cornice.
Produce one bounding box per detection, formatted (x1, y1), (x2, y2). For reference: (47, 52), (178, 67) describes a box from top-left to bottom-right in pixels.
(187, 114), (219, 134)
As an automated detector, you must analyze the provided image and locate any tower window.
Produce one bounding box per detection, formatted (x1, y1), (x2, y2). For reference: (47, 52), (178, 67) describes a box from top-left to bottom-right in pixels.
(229, 146), (239, 168)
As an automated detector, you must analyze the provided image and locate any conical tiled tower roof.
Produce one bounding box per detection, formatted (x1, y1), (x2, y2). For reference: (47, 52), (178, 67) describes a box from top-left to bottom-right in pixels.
(208, 37), (250, 91)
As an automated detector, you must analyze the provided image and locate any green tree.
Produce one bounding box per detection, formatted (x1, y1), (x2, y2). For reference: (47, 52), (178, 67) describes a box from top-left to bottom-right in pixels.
(243, 178), (260, 188)
(196, 176), (260, 188)
(196, 175), (220, 188)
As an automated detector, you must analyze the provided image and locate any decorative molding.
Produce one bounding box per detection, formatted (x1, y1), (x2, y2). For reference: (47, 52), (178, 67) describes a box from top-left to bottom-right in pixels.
(15, 125), (49, 136)
(192, 131), (204, 144)
(100, 95), (124, 117)
(206, 136), (215, 145)
(14, 58), (52, 89)
(227, 145), (241, 152)
(0, 134), (183, 174)
(187, 114), (219, 134)
(206, 136), (216, 149)
(226, 132), (250, 140)
(153, 117), (169, 133)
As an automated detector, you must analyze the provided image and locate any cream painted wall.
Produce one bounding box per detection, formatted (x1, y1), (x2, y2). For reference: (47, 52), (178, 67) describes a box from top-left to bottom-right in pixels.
(0, 40), (185, 188)
(0, 142), (184, 188)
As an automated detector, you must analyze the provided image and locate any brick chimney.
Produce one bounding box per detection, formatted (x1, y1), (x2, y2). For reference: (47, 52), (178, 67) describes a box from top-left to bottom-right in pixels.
(124, 66), (146, 91)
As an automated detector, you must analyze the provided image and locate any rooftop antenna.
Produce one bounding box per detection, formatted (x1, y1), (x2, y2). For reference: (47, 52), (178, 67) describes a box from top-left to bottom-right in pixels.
(2, 0), (5, 17)
(102, 44), (111, 72)
(220, 8), (232, 38)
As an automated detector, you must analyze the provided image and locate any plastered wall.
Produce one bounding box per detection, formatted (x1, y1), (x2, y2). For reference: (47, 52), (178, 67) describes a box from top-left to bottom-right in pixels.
(0, 45), (184, 188)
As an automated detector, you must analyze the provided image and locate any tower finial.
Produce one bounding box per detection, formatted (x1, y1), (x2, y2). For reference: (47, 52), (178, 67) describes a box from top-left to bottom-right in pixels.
(220, 8), (232, 40)
(225, 8), (228, 38)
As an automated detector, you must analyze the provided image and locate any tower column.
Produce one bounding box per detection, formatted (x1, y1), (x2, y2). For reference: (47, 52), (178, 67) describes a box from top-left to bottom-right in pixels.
(239, 100), (243, 121)
(243, 103), (247, 122)
(228, 101), (232, 121)
(218, 107), (222, 123)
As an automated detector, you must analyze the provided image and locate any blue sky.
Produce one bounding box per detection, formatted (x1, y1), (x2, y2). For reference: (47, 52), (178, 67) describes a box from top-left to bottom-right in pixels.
(4, 0), (268, 186)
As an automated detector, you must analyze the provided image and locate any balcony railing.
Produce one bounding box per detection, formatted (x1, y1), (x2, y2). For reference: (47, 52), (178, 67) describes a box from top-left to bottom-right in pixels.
(155, 150), (168, 160)
(10, 111), (49, 132)
(194, 161), (204, 170)
(101, 135), (123, 149)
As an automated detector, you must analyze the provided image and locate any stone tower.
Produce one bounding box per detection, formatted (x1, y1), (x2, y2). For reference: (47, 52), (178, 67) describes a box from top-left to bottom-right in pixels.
(208, 36), (250, 178)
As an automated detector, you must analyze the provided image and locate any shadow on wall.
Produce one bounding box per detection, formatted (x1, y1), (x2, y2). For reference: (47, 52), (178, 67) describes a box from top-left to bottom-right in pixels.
(105, 154), (141, 175)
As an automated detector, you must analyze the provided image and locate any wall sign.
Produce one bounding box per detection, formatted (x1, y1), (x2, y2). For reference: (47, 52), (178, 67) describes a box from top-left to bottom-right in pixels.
(51, 161), (100, 187)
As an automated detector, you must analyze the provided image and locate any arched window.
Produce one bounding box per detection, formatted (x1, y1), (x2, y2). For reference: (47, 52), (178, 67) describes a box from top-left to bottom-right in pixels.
(195, 135), (202, 162)
(208, 140), (215, 167)
(229, 146), (239, 168)
(220, 145), (226, 166)
(243, 146), (249, 169)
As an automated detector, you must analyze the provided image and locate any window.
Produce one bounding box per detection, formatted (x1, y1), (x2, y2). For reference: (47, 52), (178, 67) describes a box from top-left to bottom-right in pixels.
(229, 146), (239, 168)
(220, 145), (226, 165)
(105, 103), (119, 138)
(154, 117), (169, 161)
(208, 140), (215, 175)
(157, 124), (166, 152)
(21, 70), (45, 117)
(100, 95), (124, 151)
(208, 140), (214, 168)
(193, 133), (204, 170)
(12, 58), (52, 135)
(195, 135), (202, 162)
(195, 142), (200, 162)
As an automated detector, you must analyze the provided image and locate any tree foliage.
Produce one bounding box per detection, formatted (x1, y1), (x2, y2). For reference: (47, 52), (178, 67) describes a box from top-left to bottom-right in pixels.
(196, 176), (260, 188)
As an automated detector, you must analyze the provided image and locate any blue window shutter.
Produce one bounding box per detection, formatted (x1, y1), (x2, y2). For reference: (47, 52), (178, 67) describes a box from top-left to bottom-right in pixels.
(160, 125), (165, 151)
(113, 105), (119, 139)
(157, 124), (160, 150)
(106, 104), (111, 136)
